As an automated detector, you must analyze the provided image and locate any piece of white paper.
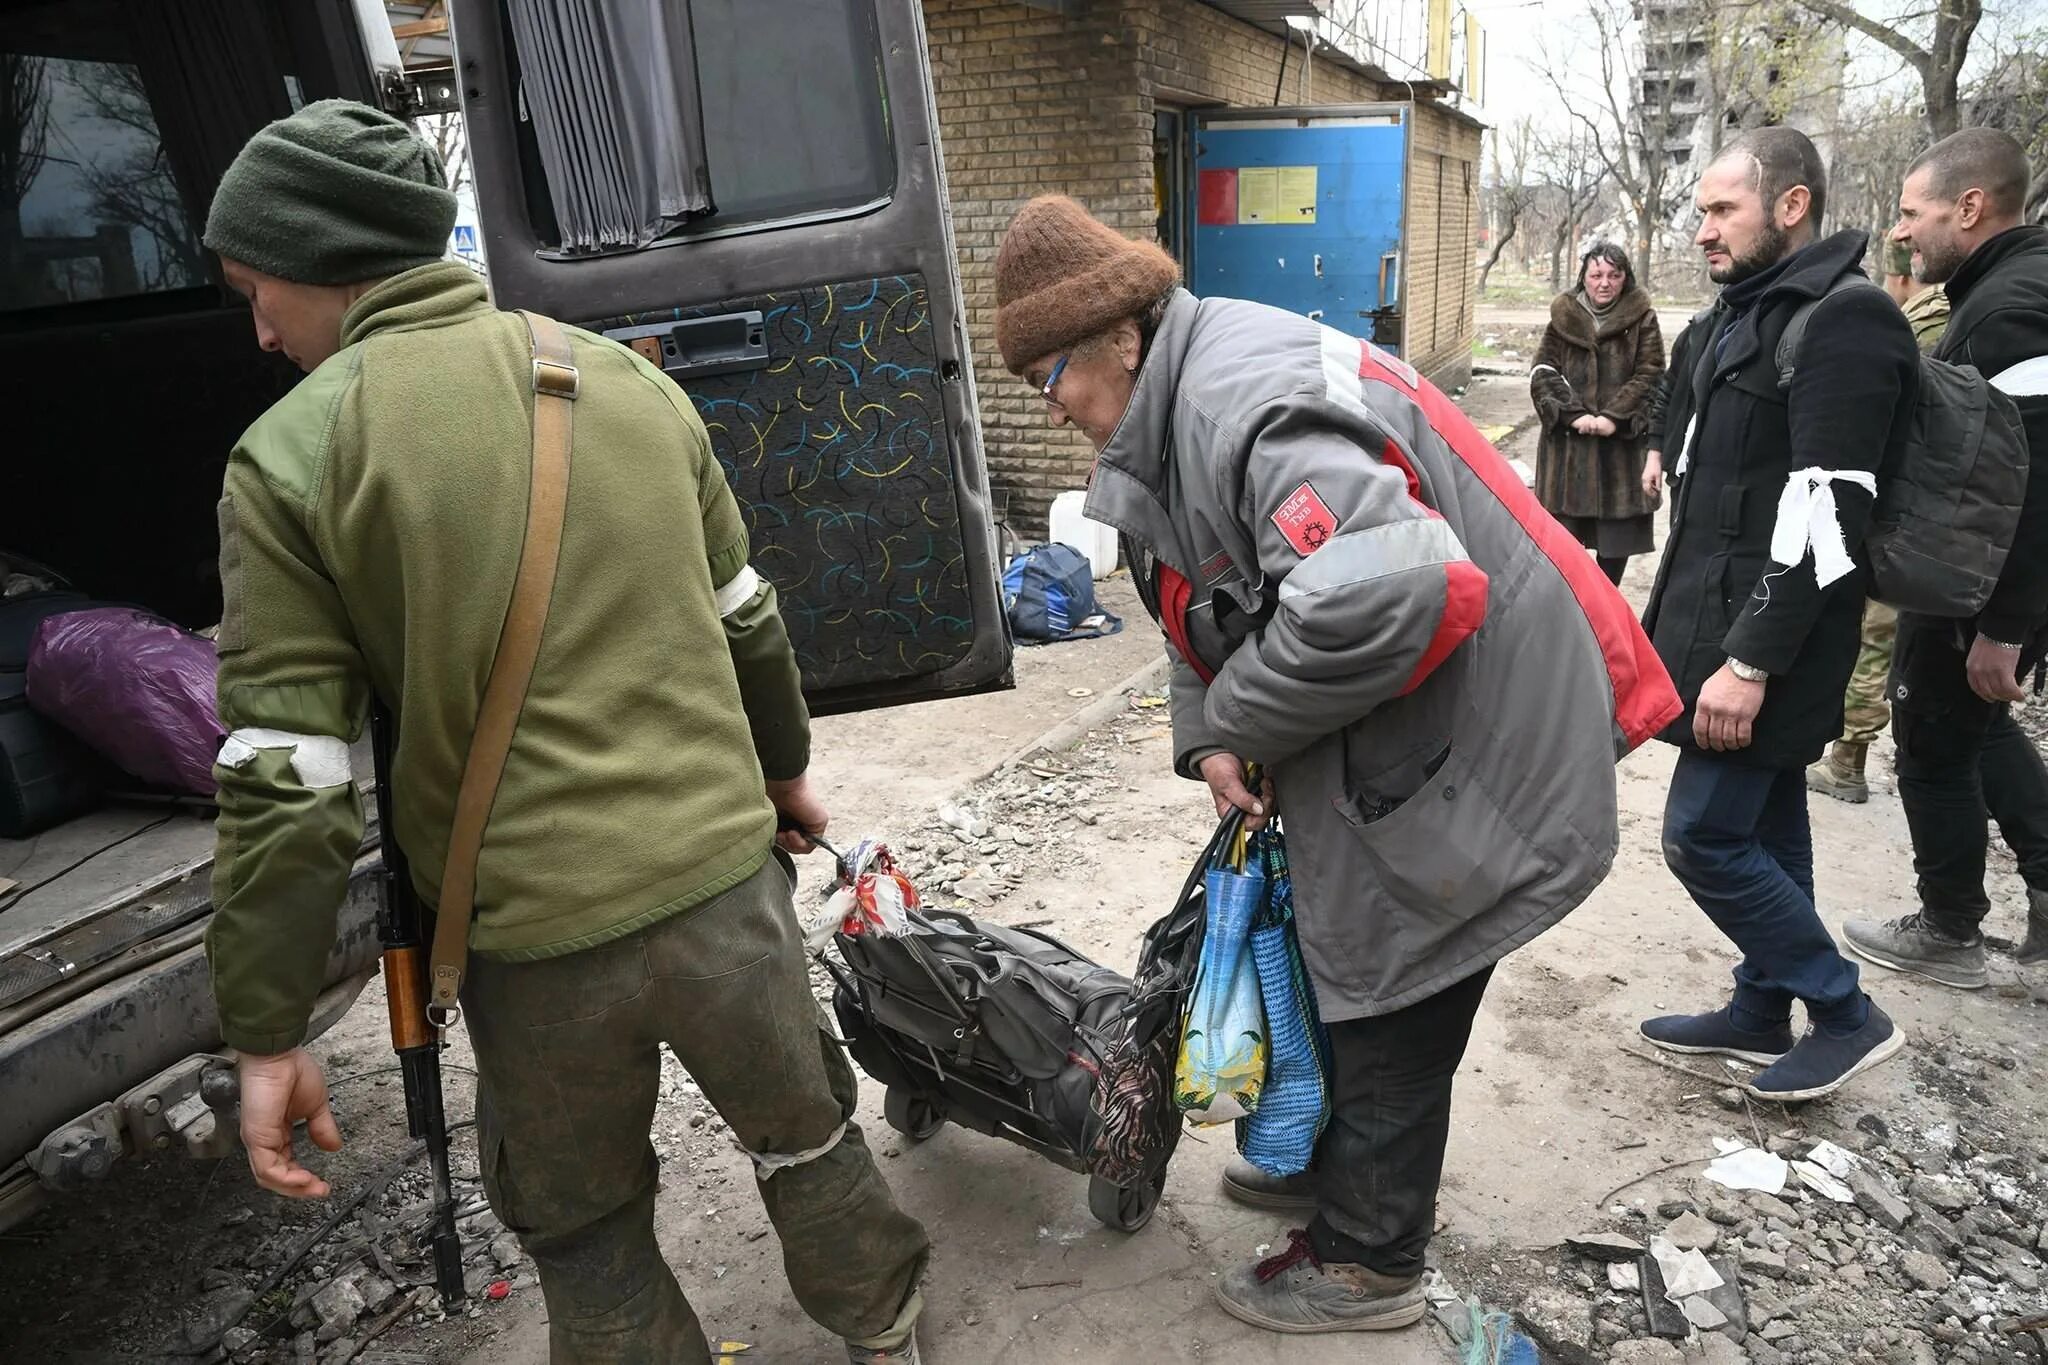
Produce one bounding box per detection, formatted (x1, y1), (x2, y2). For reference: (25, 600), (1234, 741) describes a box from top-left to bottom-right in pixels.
(1713, 1136), (1747, 1156)
(1703, 1145), (1790, 1195)
(1805, 1140), (1862, 1179)
(1792, 1160), (1856, 1203)
(1650, 1236), (1726, 1301)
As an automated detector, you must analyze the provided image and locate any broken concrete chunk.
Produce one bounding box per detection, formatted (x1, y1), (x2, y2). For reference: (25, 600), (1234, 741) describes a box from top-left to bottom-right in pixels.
(309, 1276), (365, 1344)
(1694, 1333), (1751, 1365)
(1664, 1211), (1721, 1252)
(183, 1289), (255, 1350)
(1848, 1167), (1914, 1231)
(1738, 1246), (1788, 1280)
(1566, 1230), (1647, 1262)
(1898, 1249), (1953, 1292)
(1682, 1294), (1729, 1331)
(1744, 1193), (1800, 1225)
(1609, 1260), (1643, 1292)
(1910, 1174), (1979, 1214)
(357, 1274), (397, 1314)
(490, 1232), (524, 1270)
(1608, 1341), (1686, 1364)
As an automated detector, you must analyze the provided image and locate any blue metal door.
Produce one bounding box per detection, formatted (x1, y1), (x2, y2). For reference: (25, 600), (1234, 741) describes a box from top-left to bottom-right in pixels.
(1191, 107), (1407, 353)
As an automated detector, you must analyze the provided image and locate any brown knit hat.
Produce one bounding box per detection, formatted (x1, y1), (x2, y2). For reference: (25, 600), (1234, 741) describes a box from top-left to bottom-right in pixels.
(994, 196), (1181, 373)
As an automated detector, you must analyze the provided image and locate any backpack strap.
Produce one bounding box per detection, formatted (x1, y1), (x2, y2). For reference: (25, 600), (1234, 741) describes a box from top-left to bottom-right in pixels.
(1775, 273), (1881, 392)
(426, 312), (577, 1023)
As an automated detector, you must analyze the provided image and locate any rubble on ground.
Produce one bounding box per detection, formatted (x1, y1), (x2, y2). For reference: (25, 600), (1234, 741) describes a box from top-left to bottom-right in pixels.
(1459, 1100), (2048, 1365)
(174, 1150), (533, 1364)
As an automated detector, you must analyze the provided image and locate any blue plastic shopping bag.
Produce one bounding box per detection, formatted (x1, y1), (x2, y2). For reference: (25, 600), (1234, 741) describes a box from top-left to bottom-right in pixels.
(1235, 825), (1332, 1175)
(1173, 826), (1267, 1122)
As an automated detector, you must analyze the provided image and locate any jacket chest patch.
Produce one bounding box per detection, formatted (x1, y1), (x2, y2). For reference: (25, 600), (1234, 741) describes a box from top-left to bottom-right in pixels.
(1272, 481), (1337, 556)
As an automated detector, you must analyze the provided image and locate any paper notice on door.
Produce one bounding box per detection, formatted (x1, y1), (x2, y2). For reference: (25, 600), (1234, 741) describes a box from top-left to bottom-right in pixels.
(1278, 166), (1318, 223)
(1237, 167), (1279, 224)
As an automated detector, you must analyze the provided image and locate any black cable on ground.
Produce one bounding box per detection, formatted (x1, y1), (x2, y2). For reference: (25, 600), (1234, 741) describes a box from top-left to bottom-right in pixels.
(0, 816), (176, 910)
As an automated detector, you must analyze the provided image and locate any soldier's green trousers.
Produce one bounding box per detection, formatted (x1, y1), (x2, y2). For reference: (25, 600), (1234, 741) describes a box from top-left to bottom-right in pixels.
(463, 856), (929, 1364)
(1839, 600), (1899, 747)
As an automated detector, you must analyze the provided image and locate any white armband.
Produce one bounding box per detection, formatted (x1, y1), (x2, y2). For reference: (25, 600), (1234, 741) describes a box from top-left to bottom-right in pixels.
(714, 565), (763, 619)
(1769, 467), (1879, 589)
(217, 728), (353, 789)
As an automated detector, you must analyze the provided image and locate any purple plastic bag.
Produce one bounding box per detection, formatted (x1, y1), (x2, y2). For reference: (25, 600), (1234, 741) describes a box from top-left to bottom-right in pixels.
(26, 608), (223, 795)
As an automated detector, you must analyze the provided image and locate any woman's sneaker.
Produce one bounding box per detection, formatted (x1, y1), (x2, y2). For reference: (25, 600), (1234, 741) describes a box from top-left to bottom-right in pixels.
(1745, 1000), (1906, 1102)
(1639, 1005), (1795, 1065)
(1214, 1230), (1426, 1334)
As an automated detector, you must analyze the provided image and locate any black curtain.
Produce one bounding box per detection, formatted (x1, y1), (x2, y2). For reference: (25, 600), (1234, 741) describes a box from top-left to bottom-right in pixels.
(121, 0), (296, 244)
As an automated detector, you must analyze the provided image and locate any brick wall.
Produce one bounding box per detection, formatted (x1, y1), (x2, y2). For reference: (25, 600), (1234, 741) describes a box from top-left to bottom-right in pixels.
(923, 0), (1477, 533)
(1399, 101), (1483, 389)
(923, 0), (1149, 535)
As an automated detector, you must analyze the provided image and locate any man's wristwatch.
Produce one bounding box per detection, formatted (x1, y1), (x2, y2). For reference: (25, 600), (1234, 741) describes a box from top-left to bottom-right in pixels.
(1726, 657), (1769, 683)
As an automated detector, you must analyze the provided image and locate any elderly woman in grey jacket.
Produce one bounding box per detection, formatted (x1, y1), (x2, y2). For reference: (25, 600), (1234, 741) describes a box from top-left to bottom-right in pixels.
(995, 196), (1679, 1339)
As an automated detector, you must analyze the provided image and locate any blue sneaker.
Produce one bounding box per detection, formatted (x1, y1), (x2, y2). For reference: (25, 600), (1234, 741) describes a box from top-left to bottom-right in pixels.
(1745, 1000), (1906, 1102)
(1640, 1005), (1794, 1066)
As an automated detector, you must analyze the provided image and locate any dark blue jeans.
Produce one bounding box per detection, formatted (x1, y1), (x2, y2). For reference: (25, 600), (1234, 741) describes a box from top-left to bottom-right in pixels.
(1662, 749), (1866, 1032)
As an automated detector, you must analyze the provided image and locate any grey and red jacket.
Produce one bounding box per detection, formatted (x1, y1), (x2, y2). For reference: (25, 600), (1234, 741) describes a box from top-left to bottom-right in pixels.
(1085, 290), (1681, 1020)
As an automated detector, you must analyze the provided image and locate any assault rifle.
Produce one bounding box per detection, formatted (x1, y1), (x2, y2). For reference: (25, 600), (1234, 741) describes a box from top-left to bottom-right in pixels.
(369, 702), (466, 1306)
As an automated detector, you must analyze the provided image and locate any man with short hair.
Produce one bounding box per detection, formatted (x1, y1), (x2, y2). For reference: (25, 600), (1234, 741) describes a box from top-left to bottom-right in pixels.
(1805, 235), (1949, 804)
(201, 100), (929, 1364)
(1844, 128), (2048, 995)
(1639, 127), (1918, 1101)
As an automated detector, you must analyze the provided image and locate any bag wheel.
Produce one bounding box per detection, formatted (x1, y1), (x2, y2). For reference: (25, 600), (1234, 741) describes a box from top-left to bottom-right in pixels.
(883, 1087), (944, 1142)
(1088, 1173), (1162, 1233)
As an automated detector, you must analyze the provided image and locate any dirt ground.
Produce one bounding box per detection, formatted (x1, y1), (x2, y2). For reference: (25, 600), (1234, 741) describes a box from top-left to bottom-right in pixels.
(5, 312), (2044, 1364)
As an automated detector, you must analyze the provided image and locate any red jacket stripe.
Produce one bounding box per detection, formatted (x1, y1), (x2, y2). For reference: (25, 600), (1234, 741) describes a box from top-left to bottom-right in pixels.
(1359, 347), (1682, 750)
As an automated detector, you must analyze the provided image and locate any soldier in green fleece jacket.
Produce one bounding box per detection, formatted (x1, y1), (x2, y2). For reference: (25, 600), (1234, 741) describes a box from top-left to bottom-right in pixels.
(201, 101), (927, 1365)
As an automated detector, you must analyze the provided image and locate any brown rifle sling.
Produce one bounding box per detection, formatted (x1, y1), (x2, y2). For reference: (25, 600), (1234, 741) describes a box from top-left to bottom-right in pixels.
(427, 311), (577, 1021)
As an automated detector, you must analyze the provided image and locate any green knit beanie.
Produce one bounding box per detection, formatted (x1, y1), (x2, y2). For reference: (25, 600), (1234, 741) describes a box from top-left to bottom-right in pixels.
(204, 99), (456, 285)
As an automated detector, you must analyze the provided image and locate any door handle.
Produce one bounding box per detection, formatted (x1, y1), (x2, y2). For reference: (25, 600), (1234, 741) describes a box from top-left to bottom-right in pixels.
(1377, 252), (1400, 310)
(603, 311), (770, 381)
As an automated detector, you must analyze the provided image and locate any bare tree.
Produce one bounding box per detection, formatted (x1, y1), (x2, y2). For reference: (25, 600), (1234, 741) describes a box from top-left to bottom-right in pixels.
(1531, 123), (1609, 290)
(1790, 0), (1982, 140)
(2, 53), (51, 238)
(1536, 0), (1695, 280)
(419, 113), (472, 196)
(1964, 31), (2048, 222)
(1479, 117), (1541, 294)
(55, 63), (203, 291)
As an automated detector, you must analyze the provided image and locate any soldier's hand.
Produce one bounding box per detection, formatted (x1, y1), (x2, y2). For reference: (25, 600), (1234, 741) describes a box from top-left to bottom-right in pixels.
(237, 1047), (341, 1199)
(766, 774), (830, 854)
(1965, 636), (2027, 704)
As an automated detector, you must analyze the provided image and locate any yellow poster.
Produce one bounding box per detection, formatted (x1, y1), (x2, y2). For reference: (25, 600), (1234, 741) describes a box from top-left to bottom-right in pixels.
(1427, 0), (1452, 80)
(1237, 167), (1279, 224)
(1278, 165), (1318, 224)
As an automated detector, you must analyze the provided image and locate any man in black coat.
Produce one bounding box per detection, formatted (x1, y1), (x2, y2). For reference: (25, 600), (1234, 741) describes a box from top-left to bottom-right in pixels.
(1639, 127), (1919, 1101)
(1845, 129), (2048, 997)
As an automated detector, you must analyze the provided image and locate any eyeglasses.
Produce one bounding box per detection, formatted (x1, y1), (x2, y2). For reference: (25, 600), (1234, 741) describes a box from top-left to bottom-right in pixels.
(1039, 354), (1069, 410)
